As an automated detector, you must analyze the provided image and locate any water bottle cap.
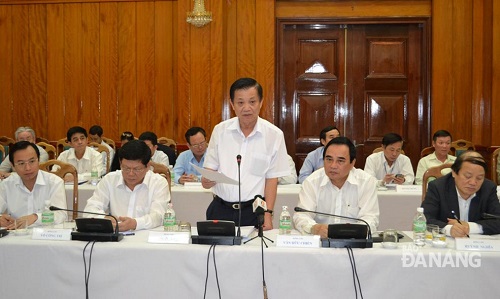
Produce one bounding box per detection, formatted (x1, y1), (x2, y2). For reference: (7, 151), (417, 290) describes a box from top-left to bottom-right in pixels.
(417, 207), (424, 213)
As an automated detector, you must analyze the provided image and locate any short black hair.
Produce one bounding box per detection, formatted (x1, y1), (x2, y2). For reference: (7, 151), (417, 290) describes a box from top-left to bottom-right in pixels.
(138, 131), (158, 146)
(382, 133), (403, 147)
(120, 131), (135, 142)
(432, 130), (452, 142)
(320, 126), (341, 140)
(185, 127), (206, 144)
(323, 137), (356, 163)
(67, 126), (87, 141)
(9, 141), (40, 164)
(451, 151), (487, 174)
(89, 125), (104, 136)
(119, 140), (151, 166)
(229, 78), (263, 102)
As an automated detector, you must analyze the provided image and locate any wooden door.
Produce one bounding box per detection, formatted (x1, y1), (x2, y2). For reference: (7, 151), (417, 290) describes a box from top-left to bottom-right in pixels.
(277, 21), (429, 171)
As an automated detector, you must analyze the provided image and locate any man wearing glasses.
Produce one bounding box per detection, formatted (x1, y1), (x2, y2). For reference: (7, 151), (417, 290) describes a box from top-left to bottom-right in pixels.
(0, 141), (67, 229)
(83, 140), (169, 231)
(172, 127), (207, 185)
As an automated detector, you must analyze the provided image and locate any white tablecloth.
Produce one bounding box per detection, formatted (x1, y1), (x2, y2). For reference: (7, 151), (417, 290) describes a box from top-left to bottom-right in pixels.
(65, 184), (422, 230)
(1, 229), (498, 298)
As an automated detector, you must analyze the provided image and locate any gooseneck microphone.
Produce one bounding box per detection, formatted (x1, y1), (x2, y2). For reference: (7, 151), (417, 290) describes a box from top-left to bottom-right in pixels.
(482, 213), (500, 220)
(294, 206), (373, 248)
(236, 155), (242, 238)
(50, 206), (123, 242)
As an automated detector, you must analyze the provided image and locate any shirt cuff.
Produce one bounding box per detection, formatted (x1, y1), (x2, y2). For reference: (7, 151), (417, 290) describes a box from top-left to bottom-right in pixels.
(444, 224), (452, 236)
(468, 222), (483, 234)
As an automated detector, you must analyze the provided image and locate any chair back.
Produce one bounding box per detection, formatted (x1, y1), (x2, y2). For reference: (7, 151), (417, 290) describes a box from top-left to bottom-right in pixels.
(0, 144), (5, 161)
(420, 146), (434, 157)
(158, 137), (177, 155)
(373, 146), (405, 155)
(56, 138), (71, 157)
(0, 136), (15, 156)
(37, 142), (57, 160)
(491, 148), (500, 185)
(39, 160), (79, 219)
(101, 137), (116, 150)
(150, 161), (172, 193)
(36, 137), (50, 143)
(450, 139), (475, 157)
(88, 142), (110, 173)
(421, 163), (453, 202)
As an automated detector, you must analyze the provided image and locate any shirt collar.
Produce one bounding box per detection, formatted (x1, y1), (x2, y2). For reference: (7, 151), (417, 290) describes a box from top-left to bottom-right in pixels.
(320, 168), (358, 189)
(228, 117), (262, 138)
(67, 147), (91, 161)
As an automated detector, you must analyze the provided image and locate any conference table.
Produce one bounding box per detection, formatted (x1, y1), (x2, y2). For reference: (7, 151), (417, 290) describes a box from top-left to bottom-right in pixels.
(66, 183), (422, 230)
(1, 229), (498, 298)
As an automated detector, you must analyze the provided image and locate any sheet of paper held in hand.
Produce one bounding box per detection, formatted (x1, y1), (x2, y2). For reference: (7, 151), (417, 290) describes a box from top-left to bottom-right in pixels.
(191, 163), (239, 185)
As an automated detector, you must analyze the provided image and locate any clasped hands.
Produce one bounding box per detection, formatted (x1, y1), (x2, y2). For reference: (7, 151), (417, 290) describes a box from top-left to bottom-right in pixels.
(0, 213), (37, 230)
(447, 218), (470, 238)
(105, 216), (137, 232)
(383, 174), (405, 185)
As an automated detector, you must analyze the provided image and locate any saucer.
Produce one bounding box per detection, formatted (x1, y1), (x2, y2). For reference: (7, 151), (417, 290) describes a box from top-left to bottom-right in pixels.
(378, 187), (388, 191)
(432, 240), (447, 248)
(381, 242), (398, 249)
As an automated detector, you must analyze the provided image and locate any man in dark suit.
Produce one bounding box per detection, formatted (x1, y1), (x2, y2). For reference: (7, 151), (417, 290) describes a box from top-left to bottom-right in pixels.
(422, 152), (500, 237)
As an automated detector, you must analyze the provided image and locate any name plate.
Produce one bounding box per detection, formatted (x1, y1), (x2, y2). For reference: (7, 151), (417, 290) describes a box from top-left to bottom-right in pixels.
(396, 185), (421, 193)
(148, 231), (191, 244)
(455, 238), (500, 252)
(276, 234), (321, 248)
(32, 228), (72, 241)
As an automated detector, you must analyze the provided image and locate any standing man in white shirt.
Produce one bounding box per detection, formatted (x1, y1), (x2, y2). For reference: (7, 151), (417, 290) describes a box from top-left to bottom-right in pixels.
(293, 137), (379, 238)
(0, 141), (67, 228)
(89, 125), (115, 173)
(0, 126), (49, 179)
(57, 126), (104, 180)
(139, 131), (170, 167)
(364, 132), (415, 186)
(173, 127), (207, 184)
(202, 77), (289, 229)
(84, 140), (169, 231)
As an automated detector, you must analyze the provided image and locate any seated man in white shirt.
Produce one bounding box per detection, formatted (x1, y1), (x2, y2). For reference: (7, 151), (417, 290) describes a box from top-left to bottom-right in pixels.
(293, 137), (379, 238)
(298, 126), (341, 183)
(0, 126), (49, 179)
(0, 141), (67, 228)
(84, 140), (169, 231)
(415, 130), (456, 185)
(89, 125), (115, 173)
(57, 126), (104, 181)
(173, 127), (207, 184)
(139, 131), (170, 167)
(364, 132), (415, 186)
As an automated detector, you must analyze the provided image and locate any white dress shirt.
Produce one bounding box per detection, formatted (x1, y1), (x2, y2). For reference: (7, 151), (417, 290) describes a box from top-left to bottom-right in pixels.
(364, 151), (415, 186)
(204, 117), (290, 202)
(443, 188), (482, 236)
(151, 150), (170, 167)
(293, 167), (379, 234)
(84, 170), (169, 230)
(0, 170), (67, 225)
(278, 155), (298, 185)
(415, 152), (456, 185)
(100, 140), (115, 173)
(57, 147), (104, 178)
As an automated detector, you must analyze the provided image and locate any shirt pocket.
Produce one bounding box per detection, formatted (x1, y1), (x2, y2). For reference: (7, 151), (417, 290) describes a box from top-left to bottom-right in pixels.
(249, 152), (271, 176)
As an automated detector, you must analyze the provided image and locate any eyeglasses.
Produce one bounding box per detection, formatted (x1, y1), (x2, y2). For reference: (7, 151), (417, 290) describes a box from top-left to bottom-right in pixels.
(191, 141), (206, 149)
(121, 132), (133, 138)
(14, 158), (38, 168)
(121, 166), (147, 175)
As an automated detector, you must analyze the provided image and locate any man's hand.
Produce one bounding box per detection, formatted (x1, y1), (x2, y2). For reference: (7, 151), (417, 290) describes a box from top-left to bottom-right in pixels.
(118, 216), (137, 232)
(201, 177), (216, 189)
(0, 213), (14, 228)
(311, 224), (329, 239)
(179, 174), (198, 185)
(383, 174), (395, 185)
(262, 213), (273, 231)
(0, 171), (10, 180)
(447, 218), (470, 238)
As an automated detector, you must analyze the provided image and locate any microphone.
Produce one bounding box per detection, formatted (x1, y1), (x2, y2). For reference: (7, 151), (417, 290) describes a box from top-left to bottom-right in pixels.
(482, 213), (500, 220)
(236, 155), (242, 238)
(50, 206), (123, 242)
(252, 195), (267, 214)
(294, 206), (373, 248)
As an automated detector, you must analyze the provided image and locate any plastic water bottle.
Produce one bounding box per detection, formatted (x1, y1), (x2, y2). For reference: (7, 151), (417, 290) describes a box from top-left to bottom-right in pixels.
(163, 203), (177, 231)
(168, 165), (175, 185)
(41, 200), (54, 228)
(279, 206), (292, 235)
(90, 167), (99, 186)
(413, 207), (426, 246)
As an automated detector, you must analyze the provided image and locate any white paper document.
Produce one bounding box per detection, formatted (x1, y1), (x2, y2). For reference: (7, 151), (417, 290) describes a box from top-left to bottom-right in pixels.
(190, 164), (239, 185)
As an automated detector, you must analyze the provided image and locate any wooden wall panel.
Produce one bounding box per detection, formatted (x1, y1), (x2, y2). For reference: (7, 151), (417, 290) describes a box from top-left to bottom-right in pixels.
(208, 0), (224, 136)
(175, 0), (191, 141)
(12, 6), (30, 127)
(0, 6), (13, 134)
(492, 0), (500, 145)
(82, 3), (100, 128)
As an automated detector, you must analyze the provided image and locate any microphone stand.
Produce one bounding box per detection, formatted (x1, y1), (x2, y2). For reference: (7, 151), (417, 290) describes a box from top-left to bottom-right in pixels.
(236, 155), (242, 238)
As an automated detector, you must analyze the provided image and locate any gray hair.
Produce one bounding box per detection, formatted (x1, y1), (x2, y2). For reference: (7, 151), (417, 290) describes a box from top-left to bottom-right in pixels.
(14, 126), (36, 141)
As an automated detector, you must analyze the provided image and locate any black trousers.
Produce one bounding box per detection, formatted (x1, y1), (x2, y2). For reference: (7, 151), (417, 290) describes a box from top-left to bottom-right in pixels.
(206, 196), (258, 227)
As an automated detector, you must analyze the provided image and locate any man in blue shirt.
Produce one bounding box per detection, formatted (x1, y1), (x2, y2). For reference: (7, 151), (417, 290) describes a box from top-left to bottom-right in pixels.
(173, 127), (207, 184)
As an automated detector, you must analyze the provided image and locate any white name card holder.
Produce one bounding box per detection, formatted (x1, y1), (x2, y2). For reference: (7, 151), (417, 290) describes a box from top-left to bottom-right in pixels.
(396, 185), (422, 193)
(32, 228), (72, 241)
(276, 234), (321, 248)
(148, 230), (191, 244)
(455, 238), (500, 252)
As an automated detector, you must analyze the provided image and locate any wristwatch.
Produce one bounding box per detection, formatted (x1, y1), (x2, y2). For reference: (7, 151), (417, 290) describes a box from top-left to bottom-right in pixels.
(265, 210), (274, 216)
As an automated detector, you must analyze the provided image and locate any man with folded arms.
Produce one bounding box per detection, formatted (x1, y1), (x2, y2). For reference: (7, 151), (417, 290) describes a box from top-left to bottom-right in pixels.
(0, 126), (49, 179)
(84, 140), (169, 231)
(0, 141), (67, 228)
(202, 77), (289, 229)
(422, 152), (500, 237)
(173, 127), (207, 184)
(294, 137), (379, 238)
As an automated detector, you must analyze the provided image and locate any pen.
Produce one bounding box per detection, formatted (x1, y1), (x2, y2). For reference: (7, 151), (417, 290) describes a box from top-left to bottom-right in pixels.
(451, 210), (469, 238)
